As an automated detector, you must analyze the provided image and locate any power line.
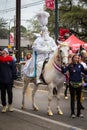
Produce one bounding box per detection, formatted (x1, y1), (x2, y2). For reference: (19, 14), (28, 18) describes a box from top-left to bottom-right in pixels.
(0, 0), (44, 13)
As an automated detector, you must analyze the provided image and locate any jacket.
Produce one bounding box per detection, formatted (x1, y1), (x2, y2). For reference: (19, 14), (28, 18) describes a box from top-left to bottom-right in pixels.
(0, 55), (17, 84)
(61, 63), (85, 83)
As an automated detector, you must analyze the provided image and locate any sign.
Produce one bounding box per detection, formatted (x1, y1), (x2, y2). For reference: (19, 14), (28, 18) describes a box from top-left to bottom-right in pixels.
(45, 0), (54, 10)
(8, 44), (12, 49)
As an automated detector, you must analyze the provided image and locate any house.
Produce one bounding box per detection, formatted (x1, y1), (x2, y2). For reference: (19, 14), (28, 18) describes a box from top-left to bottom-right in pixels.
(0, 38), (32, 49)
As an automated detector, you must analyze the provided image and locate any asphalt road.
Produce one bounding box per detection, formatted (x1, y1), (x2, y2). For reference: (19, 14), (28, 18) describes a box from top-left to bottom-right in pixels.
(0, 86), (87, 130)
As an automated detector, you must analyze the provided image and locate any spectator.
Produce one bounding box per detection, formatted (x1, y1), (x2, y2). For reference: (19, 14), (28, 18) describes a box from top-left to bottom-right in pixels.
(62, 54), (86, 118)
(25, 53), (32, 60)
(0, 48), (17, 113)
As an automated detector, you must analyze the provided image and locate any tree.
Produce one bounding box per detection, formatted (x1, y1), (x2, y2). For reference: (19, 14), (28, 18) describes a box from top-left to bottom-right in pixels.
(0, 18), (8, 39)
(24, 0), (87, 42)
(10, 25), (27, 37)
(59, 0), (87, 42)
(44, 0), (87, 42)
(26, 19), (41, 42)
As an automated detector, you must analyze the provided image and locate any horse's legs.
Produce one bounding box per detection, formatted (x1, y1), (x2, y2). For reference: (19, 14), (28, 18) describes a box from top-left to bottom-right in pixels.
(32, 84), (39, 111)
(56, 86), (63, 115)
(47, 83), (54, 116)
(21, 76), (29, 109)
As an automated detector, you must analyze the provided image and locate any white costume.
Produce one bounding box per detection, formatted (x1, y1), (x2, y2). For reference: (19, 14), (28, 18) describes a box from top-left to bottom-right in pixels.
(23, 11), (57, 84)
(32, 27), (57, 84)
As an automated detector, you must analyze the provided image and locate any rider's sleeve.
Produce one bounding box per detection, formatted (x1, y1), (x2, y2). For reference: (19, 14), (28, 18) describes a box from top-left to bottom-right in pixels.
(32, 41), (52, 54)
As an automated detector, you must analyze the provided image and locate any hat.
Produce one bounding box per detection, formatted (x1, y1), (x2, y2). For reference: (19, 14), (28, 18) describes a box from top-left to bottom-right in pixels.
(3, 48), (9, 54)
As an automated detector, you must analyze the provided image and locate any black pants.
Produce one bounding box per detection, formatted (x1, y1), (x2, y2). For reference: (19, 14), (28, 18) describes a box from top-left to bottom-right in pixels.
(0, 83), (13, 106)
(64, 84), (69, 97)
(69, 85), (82, 116)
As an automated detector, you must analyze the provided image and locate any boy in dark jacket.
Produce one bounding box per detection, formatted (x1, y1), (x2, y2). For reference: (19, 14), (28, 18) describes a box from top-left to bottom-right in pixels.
(0, 48), (17, 112)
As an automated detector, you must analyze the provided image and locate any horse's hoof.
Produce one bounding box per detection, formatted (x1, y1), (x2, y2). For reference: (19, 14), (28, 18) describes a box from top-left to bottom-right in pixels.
(21, 105), (25, 110)
(33, 106), (39, 111)
(57, 110), (63, 115)
(47, 111), (53, 116)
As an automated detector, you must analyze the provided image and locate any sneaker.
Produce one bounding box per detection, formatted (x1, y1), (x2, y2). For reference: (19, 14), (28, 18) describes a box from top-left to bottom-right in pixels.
(2, 106), (7, 113)
(64, 96), (68, 99)
(71, 114), (76, 118)
(77, 113), (84, 118)
(8, 105), (14, 112)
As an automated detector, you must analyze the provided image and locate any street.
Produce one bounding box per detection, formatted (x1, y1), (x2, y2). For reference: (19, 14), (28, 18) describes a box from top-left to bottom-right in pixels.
(0, 86), (87, 130)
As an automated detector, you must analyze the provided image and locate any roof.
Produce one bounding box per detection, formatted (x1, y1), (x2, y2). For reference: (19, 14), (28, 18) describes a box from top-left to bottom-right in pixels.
(63, 34), (86, 51)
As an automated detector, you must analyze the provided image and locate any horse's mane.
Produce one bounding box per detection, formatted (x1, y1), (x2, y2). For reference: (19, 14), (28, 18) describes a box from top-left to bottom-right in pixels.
(46, 49), (60, 68)
(46, 44), (69, 69)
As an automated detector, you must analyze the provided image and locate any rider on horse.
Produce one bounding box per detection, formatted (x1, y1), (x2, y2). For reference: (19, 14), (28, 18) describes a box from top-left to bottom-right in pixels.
(32, 26), (57, 84)
(23, 11), (57, 84)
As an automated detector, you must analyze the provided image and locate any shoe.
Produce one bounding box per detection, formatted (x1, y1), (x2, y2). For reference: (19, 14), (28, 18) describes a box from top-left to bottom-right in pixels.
(64, 96), (68, 99)
(8, 104), (14, 112)
(71, 114), (76, 118)
(79, 114), (84, 118)
(77, 113), (84, 118)
(36, 79), (47, 85)
(36, 79), (43, 84)
(2, 106), (7, 113)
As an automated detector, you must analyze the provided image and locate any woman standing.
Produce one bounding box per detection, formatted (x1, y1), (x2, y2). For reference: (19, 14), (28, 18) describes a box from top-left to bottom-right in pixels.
(62, 54), (85, 118)
(0, 48), (17, 113)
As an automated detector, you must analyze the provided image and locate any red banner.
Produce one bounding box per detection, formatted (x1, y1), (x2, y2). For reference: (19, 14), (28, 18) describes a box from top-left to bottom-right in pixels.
(45, 0), (54, 10)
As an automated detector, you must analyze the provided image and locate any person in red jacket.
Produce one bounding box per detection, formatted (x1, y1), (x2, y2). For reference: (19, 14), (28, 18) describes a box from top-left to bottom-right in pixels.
(0, 48), (17, 113)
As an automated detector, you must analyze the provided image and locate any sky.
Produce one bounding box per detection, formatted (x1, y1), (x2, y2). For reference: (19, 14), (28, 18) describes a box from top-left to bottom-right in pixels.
(0, 0), (45, 28)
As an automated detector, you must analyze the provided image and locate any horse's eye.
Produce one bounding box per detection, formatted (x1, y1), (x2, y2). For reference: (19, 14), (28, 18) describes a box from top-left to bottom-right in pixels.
(60, 50), (62, 53)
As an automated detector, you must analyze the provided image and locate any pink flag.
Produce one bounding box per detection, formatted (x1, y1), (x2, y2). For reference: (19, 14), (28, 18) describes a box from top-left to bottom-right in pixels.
(10, 33), (14, 44)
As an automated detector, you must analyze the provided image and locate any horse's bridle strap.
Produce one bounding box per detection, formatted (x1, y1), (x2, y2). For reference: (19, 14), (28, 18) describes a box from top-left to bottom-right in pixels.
(53, 62), (68, 81)
(53, 62), (62, 72)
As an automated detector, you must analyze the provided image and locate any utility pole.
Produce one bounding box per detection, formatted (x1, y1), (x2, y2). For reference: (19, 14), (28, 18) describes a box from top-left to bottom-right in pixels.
(14, 15), (16, 47)
(55, 0), (58, 45)
(16, 0), (21, 62)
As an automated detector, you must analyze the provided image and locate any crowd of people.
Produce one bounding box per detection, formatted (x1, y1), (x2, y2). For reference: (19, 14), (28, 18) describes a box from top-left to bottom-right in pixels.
(0, 43), (87, 119)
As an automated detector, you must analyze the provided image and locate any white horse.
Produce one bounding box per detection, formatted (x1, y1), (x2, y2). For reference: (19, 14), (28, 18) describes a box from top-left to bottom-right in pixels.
(21, 43), (69, 116)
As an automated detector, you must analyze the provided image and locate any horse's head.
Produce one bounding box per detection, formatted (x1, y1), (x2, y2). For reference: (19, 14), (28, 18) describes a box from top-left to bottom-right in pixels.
(58, 43), (69, 66)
